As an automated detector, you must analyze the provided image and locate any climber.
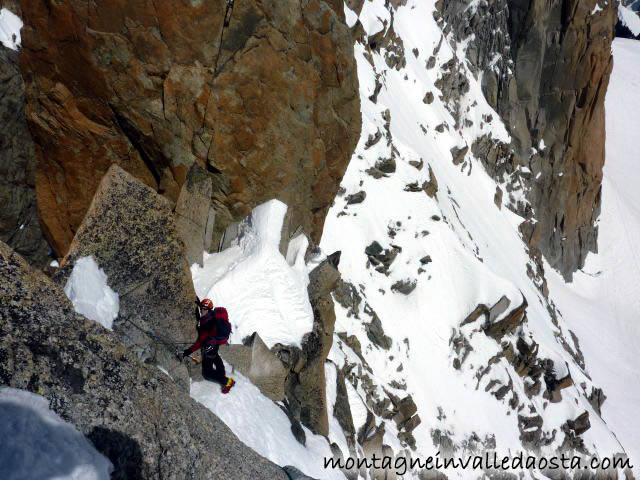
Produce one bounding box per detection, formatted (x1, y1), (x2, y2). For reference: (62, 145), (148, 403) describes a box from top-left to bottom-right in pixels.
(178, 297), (235, 393)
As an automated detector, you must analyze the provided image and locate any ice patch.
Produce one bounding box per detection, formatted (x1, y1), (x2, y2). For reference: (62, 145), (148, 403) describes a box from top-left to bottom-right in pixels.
(64, 256), (119, 330)
(0, 8), (22, 51)
(0, 388), (113, 480)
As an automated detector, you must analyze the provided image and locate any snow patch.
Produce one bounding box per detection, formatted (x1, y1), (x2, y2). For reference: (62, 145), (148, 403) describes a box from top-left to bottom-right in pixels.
(359, 0), (390, 36)
(619, 4), (640, 36)
(286, 232), (309, 269)
(344, 4), (358, 28)
(0, 8), (22, 51)
(0, 387), (113, 480)
(64, 256), (119, 330)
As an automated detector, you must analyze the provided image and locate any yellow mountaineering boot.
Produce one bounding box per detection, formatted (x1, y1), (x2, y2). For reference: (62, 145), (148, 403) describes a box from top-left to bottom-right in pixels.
(221, 377), (235, 394)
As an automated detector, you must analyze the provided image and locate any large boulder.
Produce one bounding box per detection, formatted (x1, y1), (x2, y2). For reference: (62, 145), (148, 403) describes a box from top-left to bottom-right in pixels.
(219, 332), (288, 402)
(0, 45), (48, 267)
(56, 165), (195, 389)
(0, 240), (288, 479)
(20, 0), (361, 257)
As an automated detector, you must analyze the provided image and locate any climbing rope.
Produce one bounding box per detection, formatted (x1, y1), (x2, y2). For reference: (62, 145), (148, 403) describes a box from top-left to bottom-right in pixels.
(119, 316), (192, 348)
(118, 316), (199, 380)
(214, 0), (235, 75)
(224, 0), (234, 27)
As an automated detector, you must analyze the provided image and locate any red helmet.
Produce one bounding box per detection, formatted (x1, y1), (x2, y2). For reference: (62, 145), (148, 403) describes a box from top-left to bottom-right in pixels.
(200, 298), (214, 310)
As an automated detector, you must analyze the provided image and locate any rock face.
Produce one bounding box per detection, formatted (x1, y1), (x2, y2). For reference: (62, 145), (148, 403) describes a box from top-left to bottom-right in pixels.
(56, 165), (195, 389)
(0, 240), (288, 480)
(19, 0), (361, 258)
(174, 163), (214, 266)
(0, 46), (49, 267)
(438, 0), (617, 279)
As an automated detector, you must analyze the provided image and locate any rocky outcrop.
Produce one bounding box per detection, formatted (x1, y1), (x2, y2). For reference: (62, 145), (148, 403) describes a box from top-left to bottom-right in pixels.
(391, 278), (417, 295)
(19, 0), (361, 258)
(0, 240), (288, 479)
(275, 252), (341, 437)
(364, 310), (392, 350)
(282, 466), (319, 480)
(438, 0), (617, 279)
(423, 165), (438, 199)
(333, 366), (357, 454)
(365, 241), (401, 275)
(296, 253), (342, 436)
(0, 46), (49, 267)
(461, 295), (526, 341)
(55, 165), (195, 389)
(484, 297), (527, 341)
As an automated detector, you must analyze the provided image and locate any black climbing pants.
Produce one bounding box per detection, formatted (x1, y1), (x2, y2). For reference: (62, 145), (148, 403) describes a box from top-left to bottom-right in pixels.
(201, 345), (228, 385)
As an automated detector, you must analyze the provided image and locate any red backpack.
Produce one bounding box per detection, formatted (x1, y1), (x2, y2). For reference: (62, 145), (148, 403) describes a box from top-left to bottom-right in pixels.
(212, 307), (232, 343)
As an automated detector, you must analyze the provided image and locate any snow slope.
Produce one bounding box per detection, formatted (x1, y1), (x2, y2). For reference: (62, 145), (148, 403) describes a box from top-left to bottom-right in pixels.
(318, 0), (630, 477)
(547, 38), (640, 473)
(191, 371), (345, 480)
(0, 388), (113, 480)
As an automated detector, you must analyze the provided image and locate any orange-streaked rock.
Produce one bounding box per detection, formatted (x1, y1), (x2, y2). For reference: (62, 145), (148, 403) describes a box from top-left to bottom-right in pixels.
(20, 0), (360, 256)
